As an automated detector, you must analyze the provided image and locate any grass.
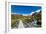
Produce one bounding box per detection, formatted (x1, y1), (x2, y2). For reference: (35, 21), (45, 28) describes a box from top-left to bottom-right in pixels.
(11, 11), (41, 28)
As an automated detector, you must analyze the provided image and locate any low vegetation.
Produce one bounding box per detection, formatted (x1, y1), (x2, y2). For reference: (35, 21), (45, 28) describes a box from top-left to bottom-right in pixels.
(11, 11), (41, 28)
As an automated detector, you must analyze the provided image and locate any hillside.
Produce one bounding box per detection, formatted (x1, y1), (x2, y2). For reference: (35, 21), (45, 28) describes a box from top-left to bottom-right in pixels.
(11, 10), (41, 28)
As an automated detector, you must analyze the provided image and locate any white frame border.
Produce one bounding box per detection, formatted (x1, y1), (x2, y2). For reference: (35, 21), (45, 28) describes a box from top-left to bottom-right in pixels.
(5, 2), (45, 33)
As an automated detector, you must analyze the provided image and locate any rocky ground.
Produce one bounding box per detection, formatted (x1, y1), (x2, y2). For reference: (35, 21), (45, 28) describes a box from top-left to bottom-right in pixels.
(11, 11), (41, 29)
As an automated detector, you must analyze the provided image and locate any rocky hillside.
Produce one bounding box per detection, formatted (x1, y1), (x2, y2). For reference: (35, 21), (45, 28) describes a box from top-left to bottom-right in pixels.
(11, 10), (41, 28)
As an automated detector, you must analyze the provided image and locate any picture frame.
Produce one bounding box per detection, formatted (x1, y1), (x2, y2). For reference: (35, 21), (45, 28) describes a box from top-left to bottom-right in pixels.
(5, 2), (44, 33)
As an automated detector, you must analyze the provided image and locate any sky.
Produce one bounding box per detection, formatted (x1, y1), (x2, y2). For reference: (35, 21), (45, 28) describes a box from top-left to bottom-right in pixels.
(11, 5), (41, 14)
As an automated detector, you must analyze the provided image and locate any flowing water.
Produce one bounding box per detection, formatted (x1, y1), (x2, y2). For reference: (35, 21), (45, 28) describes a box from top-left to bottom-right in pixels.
(18, 19), (24, 28)
(18, 19), (37, 28)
